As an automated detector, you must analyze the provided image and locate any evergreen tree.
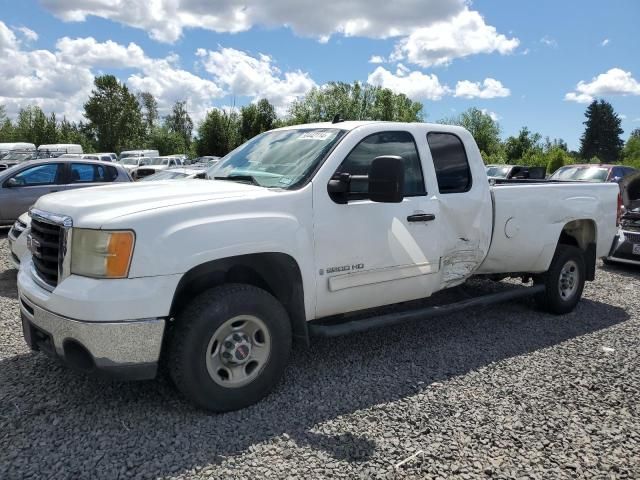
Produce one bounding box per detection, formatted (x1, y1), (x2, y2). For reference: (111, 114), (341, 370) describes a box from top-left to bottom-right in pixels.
(137, 91), (159, 136)
(579, 99), (623, 163)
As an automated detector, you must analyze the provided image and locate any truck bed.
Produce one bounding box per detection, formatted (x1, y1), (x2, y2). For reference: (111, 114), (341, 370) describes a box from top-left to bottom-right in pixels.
(477, 181), (619, 275)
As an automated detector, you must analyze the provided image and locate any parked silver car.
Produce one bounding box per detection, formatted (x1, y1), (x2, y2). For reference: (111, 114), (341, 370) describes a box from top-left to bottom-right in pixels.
(0, 159), (132, 226)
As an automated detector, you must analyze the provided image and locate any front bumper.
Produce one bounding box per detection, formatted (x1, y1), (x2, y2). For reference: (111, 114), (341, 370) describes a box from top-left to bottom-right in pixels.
(7, 224), (28, 269)
(19, 293), (165, 380)
(607, 231), (640, 266)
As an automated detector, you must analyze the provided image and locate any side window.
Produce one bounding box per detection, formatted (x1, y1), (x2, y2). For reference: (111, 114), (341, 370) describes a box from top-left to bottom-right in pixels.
(427, 132), (472, 194)
(335, 131), (425, 199)
(70, 163), (118, 183)
(10, 163), (63, 186)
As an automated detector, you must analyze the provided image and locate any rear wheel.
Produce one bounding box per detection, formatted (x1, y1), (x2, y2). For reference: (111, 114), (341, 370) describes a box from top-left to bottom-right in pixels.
(535, 245), (585, 314)
(168, 284), (292, 412)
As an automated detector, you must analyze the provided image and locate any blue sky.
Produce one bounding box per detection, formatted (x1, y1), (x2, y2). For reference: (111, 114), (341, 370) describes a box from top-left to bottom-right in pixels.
(1, 0), (639, 150)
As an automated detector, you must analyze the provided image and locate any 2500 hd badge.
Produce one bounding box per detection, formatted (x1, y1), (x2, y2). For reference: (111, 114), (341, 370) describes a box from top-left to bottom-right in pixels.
(322, 263), (365, 275)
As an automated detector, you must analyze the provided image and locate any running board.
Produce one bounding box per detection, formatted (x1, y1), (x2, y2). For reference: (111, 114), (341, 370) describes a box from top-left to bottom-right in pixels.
(308, 284), (545, 338)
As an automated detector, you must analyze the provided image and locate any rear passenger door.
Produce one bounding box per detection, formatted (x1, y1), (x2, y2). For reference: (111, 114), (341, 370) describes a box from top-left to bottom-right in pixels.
(426, 131), (492, 287)
(61, 162), (119, 191)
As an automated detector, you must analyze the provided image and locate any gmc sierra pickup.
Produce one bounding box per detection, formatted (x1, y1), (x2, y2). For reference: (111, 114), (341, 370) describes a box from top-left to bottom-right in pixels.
(17, 121), (619, 411)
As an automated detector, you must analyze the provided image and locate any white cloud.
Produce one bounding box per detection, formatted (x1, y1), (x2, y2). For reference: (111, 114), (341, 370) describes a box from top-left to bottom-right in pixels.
(565, 68), (640, 103)
(198, 47), (316, 114)
(481, 108), (500, 121)
(540, 36), (557, 48)
(369, 55), (385, 64)
(454, 78), (510, 99)
(41, 0), (465, 43)
(367, 66), (450, 100)
(601, 38), (610, 47)
(16, 26), (38, 42)
(56, 37), (147, 68)
(390, 8), (519, 67)
(619, 114), (627, 120)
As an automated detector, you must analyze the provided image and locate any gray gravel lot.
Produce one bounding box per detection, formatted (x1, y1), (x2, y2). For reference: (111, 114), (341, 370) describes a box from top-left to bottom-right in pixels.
(1, 228), (639, 479)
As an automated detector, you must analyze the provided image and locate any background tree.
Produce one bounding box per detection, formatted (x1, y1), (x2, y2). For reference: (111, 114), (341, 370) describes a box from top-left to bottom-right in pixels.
(84, 75), (144, 153)
(288, 82), (423, 123)
(195, 108), (242, 157)
(622, 128), (640, 168)
(579, 99), (624, 163)
(439, 108), (502, 160)
(164, 100), (193, 150)
(504, 127), (543, 164)
(240, 99), (277, 142)
(137, 91), (159, 136)
(0, 105), (16, 142)
(148, 127), (188, 156)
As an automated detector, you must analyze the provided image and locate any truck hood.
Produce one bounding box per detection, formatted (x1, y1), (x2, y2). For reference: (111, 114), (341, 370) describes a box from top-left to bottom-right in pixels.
(34, 180), (270, 228)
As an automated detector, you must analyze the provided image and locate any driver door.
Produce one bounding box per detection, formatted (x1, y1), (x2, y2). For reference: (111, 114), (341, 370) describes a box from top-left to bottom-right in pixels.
(313, 129), (443, 319)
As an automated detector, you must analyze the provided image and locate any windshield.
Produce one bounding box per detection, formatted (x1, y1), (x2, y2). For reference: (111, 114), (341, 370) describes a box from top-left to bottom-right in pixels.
(120, 153), (140, 160)
(121, 157), (140, 165)
(486, 165), (511, 178)
(141, 170), (189, 181)
(206, 128), (345, 188)
(151, 158), (169, 165)
(550, 166), (609, 182)
(2, 152), (35, 162)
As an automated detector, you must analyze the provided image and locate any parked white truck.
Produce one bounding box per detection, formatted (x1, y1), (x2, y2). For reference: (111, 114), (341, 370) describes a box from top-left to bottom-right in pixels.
(17, 121), (619, 411)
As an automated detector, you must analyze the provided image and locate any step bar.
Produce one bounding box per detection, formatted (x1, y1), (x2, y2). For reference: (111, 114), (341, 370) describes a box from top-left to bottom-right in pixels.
(308, 284), (545, 338)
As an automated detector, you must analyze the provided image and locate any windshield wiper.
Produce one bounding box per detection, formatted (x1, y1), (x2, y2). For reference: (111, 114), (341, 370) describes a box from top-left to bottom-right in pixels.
(214, 174), (260, 186)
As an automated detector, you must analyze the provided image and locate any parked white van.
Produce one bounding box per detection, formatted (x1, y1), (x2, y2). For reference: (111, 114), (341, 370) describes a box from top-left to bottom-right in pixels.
(120, 149), (159, 159)
(0, 143), (36, 158)
(37, 144), (83, 158)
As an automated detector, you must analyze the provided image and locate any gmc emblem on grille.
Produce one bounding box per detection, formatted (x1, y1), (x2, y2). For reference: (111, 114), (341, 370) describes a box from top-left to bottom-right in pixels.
(27, 234), (42, 259)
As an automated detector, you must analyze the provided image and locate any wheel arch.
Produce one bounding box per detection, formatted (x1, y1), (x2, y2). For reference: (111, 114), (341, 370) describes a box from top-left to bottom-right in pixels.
(557, 219), (597, 281)
(169, 253), (309, 345)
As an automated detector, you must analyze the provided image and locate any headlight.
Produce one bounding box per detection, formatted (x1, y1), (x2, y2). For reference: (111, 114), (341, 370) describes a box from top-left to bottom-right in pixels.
(71, 229), (135, 278)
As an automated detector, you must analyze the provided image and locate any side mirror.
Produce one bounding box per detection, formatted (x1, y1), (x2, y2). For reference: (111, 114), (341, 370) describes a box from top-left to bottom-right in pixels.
(5, 177), (20, 188)
(368, 156), (405, 203)
(327, 172), (351, 204)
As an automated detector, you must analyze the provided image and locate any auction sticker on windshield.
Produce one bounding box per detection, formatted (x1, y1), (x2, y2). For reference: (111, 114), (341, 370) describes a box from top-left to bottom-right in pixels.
(297, 130), (335, 141)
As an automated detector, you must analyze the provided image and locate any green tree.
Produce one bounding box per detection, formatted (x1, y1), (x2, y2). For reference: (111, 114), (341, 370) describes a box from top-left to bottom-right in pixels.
(240, 99), (277, 141)
(579, 99), (624, 163)
(165, 100), (193, 148)
(287, 82), (423, 123)
(84, 75), (144, 153)
(623, 131), (640, 169)
(0, 105), (15, 142)
(504, 127), (543, 163)
(148, 127), (187, 156)
(195, 108), (242, 157)
(439, 107), (502, 158)
(137, 91), (159, 136)
(546, 147), (571, 174)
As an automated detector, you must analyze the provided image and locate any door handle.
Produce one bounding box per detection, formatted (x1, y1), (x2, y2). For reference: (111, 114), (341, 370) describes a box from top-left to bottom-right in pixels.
(407, 213), (436, 222)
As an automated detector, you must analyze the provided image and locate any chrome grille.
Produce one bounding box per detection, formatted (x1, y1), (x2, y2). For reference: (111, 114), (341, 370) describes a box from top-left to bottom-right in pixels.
(30, 218), (62, 288)
(623, 231), (640, 243)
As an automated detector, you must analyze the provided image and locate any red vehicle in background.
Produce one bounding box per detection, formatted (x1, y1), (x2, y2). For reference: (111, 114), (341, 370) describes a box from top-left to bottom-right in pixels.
(549, 164), (637, 184)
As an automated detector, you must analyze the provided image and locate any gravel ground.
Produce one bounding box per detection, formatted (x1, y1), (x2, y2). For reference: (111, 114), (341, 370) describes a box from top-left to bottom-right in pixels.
(1, 228), (639, 479)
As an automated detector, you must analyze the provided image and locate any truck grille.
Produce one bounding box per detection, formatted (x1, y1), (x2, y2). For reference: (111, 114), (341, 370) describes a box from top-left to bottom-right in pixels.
(623, 231), (640, 243)
(30, 218), (62, 288)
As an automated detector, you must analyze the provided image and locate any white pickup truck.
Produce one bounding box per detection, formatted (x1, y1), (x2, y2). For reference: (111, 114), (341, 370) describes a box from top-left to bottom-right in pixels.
(17, 121), (619, 411)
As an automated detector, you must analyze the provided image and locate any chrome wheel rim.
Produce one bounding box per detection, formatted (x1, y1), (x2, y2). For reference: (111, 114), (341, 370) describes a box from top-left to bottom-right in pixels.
(205, 315), (271, 388)
(558, 260), (579, 301)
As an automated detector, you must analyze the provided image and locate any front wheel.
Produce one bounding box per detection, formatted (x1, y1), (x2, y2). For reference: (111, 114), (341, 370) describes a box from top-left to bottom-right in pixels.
(168, 284), (292, 412)
(535, 245), (585, 314)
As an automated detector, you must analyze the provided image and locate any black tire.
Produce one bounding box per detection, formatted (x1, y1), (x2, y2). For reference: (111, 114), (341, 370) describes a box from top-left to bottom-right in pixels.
(168, 283), (292, 412)
(602, 258), (615, 266)
(535, 245), (585, 314)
